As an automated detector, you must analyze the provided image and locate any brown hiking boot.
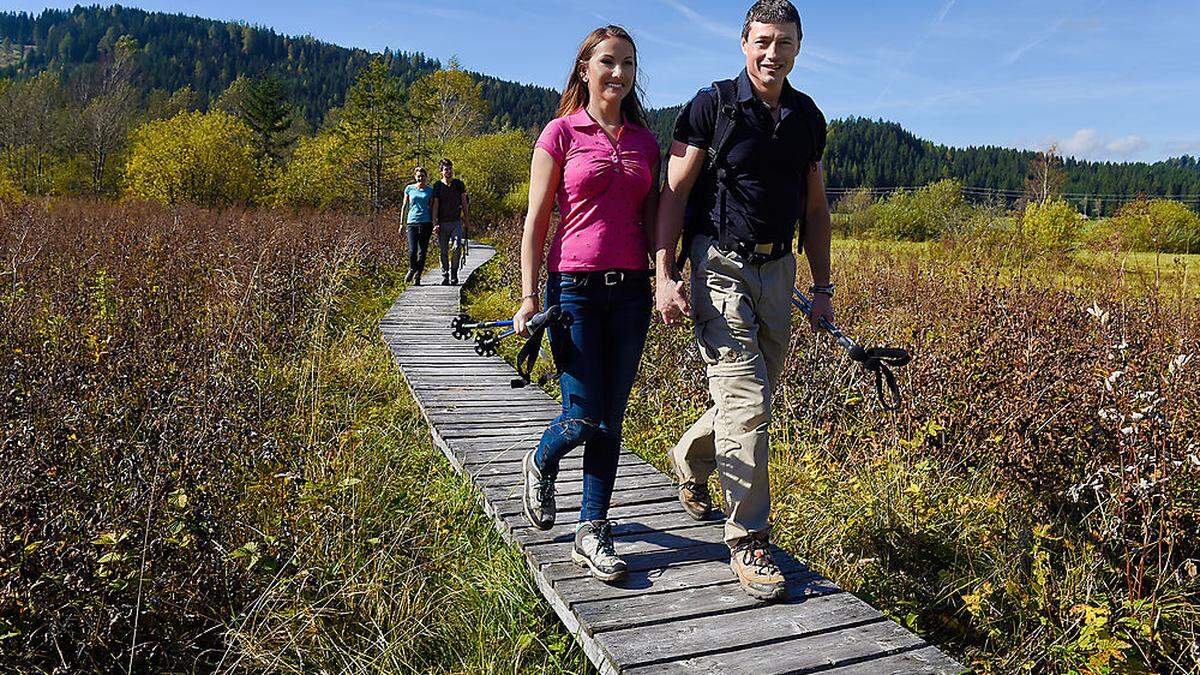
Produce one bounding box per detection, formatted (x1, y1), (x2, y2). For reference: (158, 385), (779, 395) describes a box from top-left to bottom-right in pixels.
(730, 537), (787, 601)
(668, 451), (713, 521)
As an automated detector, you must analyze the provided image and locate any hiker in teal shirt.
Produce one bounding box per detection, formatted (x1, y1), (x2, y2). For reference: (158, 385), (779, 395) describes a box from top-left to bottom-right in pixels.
(401, 166), (439, 285)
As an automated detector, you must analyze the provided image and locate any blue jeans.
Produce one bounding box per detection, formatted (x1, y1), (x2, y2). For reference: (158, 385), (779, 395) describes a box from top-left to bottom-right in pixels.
(534, 272), (652, 522)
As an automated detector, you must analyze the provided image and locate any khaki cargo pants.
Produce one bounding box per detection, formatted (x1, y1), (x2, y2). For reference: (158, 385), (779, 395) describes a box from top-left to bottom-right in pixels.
(671, 235), (795, 546)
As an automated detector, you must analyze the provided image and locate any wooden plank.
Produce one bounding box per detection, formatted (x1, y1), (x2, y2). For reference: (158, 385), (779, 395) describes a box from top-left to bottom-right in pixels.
(574, 570), (837, 634)
(502, 499), (679, 529)
(483, 461), (661, 488)
(438, 421), (550, 435)
(512, 516), (713, 549)
(600, 588), (960, 673)
(481, 479), (675, 505)
(526, 521), (725, 561)
(491, 490), (679, 521)
(551, 557), (788, 605)
(620, 624), (954, 674)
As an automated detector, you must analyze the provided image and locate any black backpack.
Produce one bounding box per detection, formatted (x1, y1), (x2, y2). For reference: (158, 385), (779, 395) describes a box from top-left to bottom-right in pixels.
(681, 79), (740, 264)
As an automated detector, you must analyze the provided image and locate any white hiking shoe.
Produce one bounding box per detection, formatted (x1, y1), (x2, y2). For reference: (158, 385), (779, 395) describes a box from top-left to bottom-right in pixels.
(522, 449), (556, 530)
(572, 520), (627, 582)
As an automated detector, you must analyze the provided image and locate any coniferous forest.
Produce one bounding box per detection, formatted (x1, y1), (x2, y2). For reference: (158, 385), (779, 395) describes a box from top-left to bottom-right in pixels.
(0, 5), (558, 131)
(1, 3), (1198, 211)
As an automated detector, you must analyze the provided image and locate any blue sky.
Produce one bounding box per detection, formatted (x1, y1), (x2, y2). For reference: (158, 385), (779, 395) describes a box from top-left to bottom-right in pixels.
(4, 0), (1198, 162)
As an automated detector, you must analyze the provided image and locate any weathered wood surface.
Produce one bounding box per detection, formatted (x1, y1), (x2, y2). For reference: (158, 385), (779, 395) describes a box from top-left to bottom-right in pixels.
(380, 245), (963, 674)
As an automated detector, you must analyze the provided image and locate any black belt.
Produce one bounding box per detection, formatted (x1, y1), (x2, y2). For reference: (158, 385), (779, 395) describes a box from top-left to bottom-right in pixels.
(556, 269), (651, 287)
(716, 238), (791, 265)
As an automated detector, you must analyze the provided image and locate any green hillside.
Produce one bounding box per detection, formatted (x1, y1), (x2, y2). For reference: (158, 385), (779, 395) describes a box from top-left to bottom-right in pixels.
(1, 4), (1198, 214)
(0, 5), (557, 130)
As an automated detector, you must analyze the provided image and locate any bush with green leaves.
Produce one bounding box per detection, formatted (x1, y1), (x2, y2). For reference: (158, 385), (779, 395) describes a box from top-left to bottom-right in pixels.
(868, 179), (970, 241)
(270, 130), (360, 208)
(124, 110), (262, 206)
(1110, 198), (1200, 253)
(1020, 198), (1083, 253)
(833, 187), (876, 237)
(0, 165), (22, 203)
(447, 131), (533, 224)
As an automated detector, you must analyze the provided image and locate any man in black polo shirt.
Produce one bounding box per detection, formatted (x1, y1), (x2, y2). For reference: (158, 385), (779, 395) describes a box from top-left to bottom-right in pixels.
(654, 0), (835, 601)
(433, 158), (469, 285)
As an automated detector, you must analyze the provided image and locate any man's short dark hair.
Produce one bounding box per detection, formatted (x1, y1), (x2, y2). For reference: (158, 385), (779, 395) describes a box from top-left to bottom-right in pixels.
(742, 0), (803, 41)
(439, 158), (453, 169)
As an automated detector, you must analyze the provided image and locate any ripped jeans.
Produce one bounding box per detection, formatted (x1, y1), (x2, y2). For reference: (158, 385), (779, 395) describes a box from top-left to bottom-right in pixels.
(534, 271), (652, 523)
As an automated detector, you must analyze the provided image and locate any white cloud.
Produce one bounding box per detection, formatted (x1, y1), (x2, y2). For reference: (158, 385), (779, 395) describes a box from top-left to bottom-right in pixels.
(1106, 135), (1149, 156)
(1168, 141), (1200, 156)
(935, 0), (958, 25)
(658, 0), (739, 41)
(1002, 18), (1068, 66)
(1053, 128), (1148, 160)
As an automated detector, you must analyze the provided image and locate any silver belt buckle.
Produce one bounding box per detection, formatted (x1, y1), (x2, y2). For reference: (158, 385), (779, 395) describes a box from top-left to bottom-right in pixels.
(603, 270), (622, 286)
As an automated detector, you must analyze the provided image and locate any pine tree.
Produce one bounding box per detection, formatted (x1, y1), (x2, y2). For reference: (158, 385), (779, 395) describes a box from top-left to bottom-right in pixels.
(337, 59), (405, 213)
(241, 76), (291, 162)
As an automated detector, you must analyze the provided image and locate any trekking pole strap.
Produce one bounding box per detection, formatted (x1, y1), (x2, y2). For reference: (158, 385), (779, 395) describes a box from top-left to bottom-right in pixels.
(512, 305), (569, 388)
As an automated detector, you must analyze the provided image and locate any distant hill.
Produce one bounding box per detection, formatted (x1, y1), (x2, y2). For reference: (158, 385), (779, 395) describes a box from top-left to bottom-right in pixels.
(2, 5), (1197, 214)
(822, 117), (1200, 211)
(0, 5), (557, 130)
(647, 107), (1200, 215)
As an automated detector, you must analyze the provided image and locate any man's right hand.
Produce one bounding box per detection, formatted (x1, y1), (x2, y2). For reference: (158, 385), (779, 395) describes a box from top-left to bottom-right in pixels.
(513, 296), (540, 337)
(656, 277), (691, 326)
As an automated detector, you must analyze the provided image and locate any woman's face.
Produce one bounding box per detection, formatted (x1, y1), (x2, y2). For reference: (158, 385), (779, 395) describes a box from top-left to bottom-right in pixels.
(583, 36), (636, 109)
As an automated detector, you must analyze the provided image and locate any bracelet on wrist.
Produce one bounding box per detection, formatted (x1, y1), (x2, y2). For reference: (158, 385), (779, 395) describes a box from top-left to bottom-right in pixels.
(808, 283), (835, 298)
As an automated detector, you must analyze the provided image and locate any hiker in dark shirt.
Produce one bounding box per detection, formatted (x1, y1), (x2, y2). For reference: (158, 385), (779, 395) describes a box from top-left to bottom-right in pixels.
(433, 158), (469, 285)
(654, 0), (835, 602)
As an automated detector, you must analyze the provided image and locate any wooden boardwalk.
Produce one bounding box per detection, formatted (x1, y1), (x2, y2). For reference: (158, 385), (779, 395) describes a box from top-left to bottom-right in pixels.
(380, 245), (963, 674)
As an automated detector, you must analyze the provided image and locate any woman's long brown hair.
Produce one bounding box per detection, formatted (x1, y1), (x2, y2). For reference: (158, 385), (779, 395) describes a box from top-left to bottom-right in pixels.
(555, 25), (648, 128)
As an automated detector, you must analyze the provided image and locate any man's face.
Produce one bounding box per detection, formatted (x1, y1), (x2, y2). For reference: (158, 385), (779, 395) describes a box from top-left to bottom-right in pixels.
(741, 21), (799, 90)
(441, 166), (453, 181)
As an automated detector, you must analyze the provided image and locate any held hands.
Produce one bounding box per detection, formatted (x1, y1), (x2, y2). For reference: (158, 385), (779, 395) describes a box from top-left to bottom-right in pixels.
(656, 277), (691, 326)
(808, 293), (835, 332)
(513, 295), (540, 337)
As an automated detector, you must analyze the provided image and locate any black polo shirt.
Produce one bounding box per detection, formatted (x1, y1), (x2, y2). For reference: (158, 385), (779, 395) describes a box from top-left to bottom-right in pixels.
(434, 178), (467, 222)
(674, 69), (826, 247)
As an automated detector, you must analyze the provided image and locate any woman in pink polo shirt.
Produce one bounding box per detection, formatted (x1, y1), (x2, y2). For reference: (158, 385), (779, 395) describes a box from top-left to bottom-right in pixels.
(513, 25), (660, 582)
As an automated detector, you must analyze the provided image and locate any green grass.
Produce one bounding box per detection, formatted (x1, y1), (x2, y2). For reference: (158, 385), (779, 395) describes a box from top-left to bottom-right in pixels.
(831, 236), (1200, 295)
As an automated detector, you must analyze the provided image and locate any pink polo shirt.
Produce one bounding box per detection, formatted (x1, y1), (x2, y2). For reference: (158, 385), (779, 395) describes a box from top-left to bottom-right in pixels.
(535, 108), (659, 273)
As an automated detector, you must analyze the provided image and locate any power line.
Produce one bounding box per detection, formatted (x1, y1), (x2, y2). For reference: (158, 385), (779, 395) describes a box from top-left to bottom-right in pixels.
(825, 185), (1200, 203)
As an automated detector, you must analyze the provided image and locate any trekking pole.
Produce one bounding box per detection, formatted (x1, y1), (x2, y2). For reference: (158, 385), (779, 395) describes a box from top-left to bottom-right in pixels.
(450, 316), (514, 340)
(510, 304), (570, 388)
(791, 287), (911, 410)
(459, 306), (565, 357)
(474, 328), (515, 357)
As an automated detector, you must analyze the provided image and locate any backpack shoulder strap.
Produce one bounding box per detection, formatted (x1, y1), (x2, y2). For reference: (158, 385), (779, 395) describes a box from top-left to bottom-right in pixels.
(705, 79), (740, 173)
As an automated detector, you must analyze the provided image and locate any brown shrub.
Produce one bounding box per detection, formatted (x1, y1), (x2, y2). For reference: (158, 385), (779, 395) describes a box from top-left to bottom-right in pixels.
(0, 199), (401, 669)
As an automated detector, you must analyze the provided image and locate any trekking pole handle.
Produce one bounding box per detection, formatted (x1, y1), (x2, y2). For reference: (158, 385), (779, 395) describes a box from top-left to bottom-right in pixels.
(791, 287), (855, 352)
(526, 305), (562, 333)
